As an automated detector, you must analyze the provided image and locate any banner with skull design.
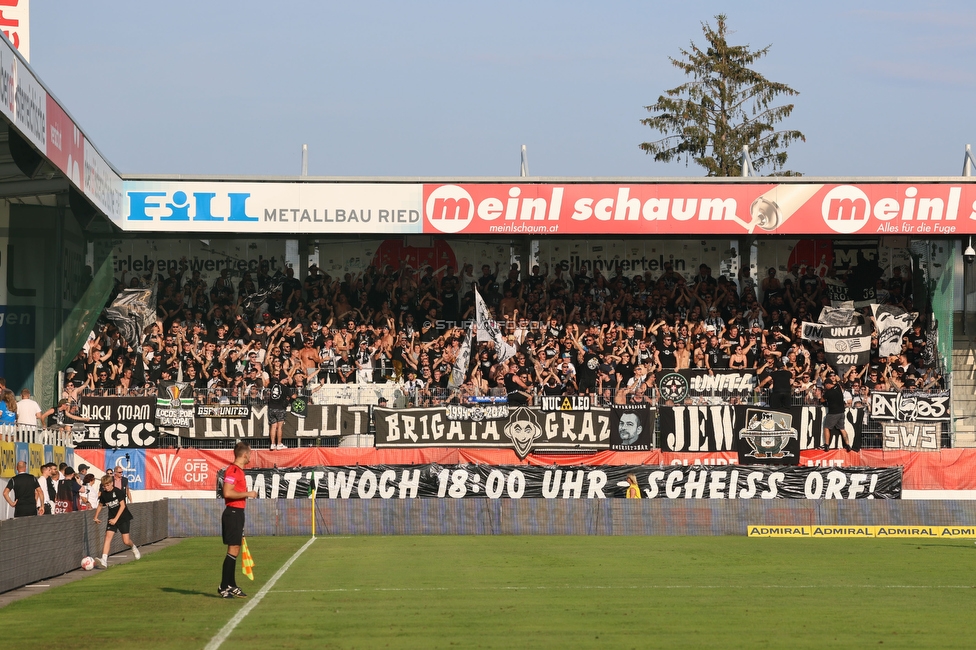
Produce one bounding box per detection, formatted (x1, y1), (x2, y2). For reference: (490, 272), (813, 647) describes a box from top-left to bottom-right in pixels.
(372, 406), (613, 458)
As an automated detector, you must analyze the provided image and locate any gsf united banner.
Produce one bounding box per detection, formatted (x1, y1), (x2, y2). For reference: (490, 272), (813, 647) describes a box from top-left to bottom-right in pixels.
(659, 405), (863, 453)
(78, 396), (158, 448)
(219, 464), (901, 500)
(374, 406), (612, 458)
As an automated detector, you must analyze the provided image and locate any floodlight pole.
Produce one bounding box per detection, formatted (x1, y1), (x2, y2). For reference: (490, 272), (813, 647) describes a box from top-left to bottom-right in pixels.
(301, 144), (308, 176)
(520, 145), (529, 177)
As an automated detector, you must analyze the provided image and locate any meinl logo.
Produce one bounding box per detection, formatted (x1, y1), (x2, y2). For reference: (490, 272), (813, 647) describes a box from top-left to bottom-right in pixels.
(425, 185), (474, 233)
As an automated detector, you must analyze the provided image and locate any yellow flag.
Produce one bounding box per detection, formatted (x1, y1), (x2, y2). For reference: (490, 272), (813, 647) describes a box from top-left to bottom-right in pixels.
(241, 536), (255, 581)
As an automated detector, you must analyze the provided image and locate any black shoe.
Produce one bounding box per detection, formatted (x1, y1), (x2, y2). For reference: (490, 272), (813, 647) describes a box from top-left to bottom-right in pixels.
(820, 444), (830, 451)
(843, 444), (852, 452)
(229, 586), (248, 598)
(218, 587), (234, 599)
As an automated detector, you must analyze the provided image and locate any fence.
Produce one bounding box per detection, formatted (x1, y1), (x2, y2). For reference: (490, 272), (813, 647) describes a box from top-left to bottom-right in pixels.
(0, 424), (73, 447)
(0, 500), (168, 594)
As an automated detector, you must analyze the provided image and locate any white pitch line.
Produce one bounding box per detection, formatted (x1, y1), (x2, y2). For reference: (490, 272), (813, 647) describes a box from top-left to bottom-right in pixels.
(205, 537), (317, 650)
(271, 584), (974, 594)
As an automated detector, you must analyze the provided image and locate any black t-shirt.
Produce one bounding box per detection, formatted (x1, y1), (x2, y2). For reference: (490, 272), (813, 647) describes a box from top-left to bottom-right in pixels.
(6, 473), (40, 517)
(824, 385), (846, 414)
(658, 344), (676, 369)
(98, 487), (132, 522)
(267, 381), (292, 410)
(771, 369), (793, 393)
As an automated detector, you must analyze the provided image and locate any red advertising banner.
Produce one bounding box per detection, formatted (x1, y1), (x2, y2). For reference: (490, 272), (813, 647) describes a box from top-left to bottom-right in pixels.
(45, 95), (84, 190)
(76, 447), (976, 492)
(422, 182), (976, 236)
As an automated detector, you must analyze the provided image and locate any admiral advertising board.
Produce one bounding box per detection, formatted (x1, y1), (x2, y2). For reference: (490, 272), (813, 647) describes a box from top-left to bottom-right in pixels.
(118, 181), (976, 236)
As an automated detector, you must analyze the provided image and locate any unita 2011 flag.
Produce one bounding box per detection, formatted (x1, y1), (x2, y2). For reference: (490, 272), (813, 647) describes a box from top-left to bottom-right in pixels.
(241, 536), (255, 581)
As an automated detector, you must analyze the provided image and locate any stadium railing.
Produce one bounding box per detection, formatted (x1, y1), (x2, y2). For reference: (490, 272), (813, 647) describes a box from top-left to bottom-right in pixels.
(0, 424), (73, 447)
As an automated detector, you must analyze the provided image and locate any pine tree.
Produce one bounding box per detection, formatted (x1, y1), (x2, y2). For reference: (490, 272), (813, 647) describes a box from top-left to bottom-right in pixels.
(640, 15), (805, 176)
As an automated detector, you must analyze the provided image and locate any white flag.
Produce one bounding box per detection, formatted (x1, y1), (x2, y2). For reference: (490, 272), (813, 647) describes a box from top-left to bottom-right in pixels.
(475, 288), (516, 363)
(871, 304), (917, 357)
(449, 327), (472, 390)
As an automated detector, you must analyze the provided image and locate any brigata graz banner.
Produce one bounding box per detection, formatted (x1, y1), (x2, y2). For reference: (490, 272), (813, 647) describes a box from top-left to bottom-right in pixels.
(659, 405), (863, 453)
(373, 406), (612, 458)
(157, 404), (369, 439)
(219, 464), (901, 500)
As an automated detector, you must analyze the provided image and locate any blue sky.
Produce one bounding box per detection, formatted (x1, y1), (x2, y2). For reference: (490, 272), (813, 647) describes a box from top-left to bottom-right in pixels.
(29, 1), (976, 178)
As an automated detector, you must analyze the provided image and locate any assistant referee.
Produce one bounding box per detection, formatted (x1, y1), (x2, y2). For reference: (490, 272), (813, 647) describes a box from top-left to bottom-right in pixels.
(219, 441), (258, 599)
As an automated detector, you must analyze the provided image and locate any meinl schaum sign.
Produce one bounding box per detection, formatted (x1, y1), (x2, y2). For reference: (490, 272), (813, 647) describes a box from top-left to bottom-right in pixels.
(217, 464), (901, 500)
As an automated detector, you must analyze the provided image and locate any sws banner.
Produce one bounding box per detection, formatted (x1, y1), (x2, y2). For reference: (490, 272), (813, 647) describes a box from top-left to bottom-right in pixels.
(373, 406), (612, 458)
(217, 464), (901, 500)
(157, 404), (369, 439)
(658, 369), (757, 402)
(882, 422), (941, 451)
(659, 405), (863, 453)
(78, 396), (158, 448)
(870, 392), (950, 422)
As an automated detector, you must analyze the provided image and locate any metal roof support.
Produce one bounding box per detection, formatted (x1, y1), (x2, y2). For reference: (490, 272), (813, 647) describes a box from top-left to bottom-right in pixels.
(741, 145), (757, 177)
(963, 144), (975, 177)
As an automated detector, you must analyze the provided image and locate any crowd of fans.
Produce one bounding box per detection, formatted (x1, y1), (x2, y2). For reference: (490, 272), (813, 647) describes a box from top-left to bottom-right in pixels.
(60, 254), (944, 412)
(3, 459), (132, 522)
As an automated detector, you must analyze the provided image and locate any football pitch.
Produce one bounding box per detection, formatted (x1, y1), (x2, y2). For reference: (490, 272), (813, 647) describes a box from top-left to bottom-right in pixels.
(1, 535), (974, 649)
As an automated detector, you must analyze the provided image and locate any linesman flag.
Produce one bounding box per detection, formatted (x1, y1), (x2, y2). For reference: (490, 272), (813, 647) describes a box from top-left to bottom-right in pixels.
(241, 537), (255, 581)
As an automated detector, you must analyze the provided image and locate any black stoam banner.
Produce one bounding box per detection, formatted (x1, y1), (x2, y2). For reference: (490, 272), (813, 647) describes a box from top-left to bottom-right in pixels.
(157, 405), (369, 439)
(374, 406), (611, 458)
(221, 464), (901, 500)
(658, 370), (756, 402)
(610, 405), (655, 451)
(870, 392), (950, 422)
(882, 422), (940, 451)
(78, 396), (158, 448)
(659, 406), (863, 453)
(735, 409), (800, 466)
(823, 324), (872, 368)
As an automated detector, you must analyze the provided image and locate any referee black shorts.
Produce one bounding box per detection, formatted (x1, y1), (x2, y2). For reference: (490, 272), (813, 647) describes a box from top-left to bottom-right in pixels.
(221, 506), (245, 546)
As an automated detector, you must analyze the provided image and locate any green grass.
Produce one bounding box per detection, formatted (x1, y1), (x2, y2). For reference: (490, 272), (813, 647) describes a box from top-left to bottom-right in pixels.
(2, 536), (975, 648)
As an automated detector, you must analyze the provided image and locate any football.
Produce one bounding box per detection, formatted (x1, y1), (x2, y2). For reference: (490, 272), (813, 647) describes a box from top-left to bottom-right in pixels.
(81, 556), (95, 571)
